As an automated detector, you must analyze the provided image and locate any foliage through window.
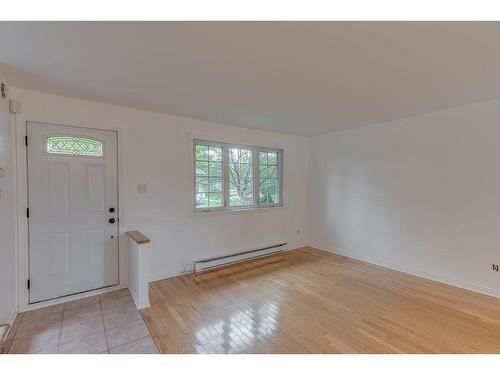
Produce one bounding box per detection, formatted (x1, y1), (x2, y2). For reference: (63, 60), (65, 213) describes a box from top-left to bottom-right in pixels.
(229, 148), (254, 207)
(194, 140), (282, 212)
(195, 144), (224, 209)
(259, 151), (280, 205)
(46, 136), (103, 157)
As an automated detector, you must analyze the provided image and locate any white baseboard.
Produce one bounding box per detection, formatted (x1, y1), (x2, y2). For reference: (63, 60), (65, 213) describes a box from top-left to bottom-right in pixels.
(128, 287), (150, 310)
(148, 269), (180, 283)
(147, 242), (308, 284)
(309, 243), (500, 300)
(1, 311), (18, 343)
(18, 283), (128, 313)
(287, 242), (307, 251)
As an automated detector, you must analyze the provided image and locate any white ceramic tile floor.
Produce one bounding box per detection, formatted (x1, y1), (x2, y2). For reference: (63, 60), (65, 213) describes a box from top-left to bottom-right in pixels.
(3, 289), (158, 354)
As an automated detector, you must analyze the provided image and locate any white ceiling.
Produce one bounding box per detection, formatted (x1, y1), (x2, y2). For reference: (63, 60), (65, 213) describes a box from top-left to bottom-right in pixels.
(2, 22), (500, 136)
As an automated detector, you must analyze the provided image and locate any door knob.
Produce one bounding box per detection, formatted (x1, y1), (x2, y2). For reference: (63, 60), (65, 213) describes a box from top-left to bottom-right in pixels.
(109, 207), (115, 213)
(109, 218), (116, 224)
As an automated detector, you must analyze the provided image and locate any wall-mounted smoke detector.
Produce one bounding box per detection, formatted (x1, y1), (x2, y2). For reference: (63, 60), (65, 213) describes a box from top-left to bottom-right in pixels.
(0, 83), (6, 99)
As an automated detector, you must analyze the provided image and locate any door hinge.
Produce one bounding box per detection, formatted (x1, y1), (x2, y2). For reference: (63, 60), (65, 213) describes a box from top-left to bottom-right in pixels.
(26, 207), (29, 218)
(27, 279), (30, 290)
(25, 135), (28, 146)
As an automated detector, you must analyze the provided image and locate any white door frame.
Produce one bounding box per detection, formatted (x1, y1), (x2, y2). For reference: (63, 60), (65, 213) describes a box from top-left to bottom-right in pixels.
(15, 114), (128, 312)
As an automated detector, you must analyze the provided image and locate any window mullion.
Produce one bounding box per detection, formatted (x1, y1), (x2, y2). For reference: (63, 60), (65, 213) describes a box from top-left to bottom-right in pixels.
(194, 140), (282, 212)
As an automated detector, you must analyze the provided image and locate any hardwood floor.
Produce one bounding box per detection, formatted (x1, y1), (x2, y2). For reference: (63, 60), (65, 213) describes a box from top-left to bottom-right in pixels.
(140, 247), (500, 353)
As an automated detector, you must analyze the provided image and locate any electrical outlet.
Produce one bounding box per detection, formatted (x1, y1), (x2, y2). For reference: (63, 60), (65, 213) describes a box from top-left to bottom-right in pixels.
(137, 184), (147, 193)
(182, 263), (194, 274)
(296, 229), (301, 236)
(493, 264), (499, 272)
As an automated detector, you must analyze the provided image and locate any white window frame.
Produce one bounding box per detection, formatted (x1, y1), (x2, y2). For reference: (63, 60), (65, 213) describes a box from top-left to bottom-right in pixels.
(193, 139), (283, 213)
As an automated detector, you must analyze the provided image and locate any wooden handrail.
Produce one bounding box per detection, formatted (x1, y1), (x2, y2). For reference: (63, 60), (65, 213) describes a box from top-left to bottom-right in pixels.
(127, 231), (151, 245)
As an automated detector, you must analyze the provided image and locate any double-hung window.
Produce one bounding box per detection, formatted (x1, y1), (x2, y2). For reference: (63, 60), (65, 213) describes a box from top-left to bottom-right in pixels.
(193, 140), (282, 212)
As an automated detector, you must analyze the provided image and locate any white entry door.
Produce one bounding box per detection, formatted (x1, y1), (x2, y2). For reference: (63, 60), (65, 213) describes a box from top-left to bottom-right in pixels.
(27, 122), (119, 303)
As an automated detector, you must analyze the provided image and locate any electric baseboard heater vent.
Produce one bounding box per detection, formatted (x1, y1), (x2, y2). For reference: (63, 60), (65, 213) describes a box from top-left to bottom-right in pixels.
(193, 242), (287, 273)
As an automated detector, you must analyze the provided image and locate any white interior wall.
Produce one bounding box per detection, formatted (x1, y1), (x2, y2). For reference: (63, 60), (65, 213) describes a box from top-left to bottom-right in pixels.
(309, 99), (500, 298)
(0, 74), (16, 328)
(10, 88), (309, 300)
(5, 76), (500, 316)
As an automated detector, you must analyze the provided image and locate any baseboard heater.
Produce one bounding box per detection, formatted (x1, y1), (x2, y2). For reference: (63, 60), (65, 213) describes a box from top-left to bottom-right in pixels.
(193, 242), (287, 273)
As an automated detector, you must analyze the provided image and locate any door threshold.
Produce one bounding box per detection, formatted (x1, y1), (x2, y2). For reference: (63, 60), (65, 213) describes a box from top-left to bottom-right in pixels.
(20, 284), (126, 312)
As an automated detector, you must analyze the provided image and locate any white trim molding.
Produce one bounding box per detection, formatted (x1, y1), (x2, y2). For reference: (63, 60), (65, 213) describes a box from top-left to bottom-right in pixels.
(127, 234), (151, 309)
(14, 113), (129, 312)
(309, 243), (500, 300)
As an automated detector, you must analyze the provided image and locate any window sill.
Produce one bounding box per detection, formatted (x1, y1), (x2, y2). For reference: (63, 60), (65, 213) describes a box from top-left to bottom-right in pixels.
(190, 205), (287, 218)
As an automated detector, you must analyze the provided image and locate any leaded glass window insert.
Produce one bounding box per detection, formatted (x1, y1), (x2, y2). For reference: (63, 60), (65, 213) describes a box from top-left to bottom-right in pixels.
(195, 143), (224, 209)
(46, 136), (104, 157)
(229, 147), (254, 207)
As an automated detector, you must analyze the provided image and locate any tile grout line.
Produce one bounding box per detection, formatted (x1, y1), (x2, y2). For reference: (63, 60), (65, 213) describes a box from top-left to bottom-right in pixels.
(57, 305), (65, 353)
(9, 309), (61, 354)
(139, 310), (160, 352)
(9, 311), (25, 350)
(105, 318), (144, 331)
(11, 291), (147, 354)
(100, 297), (111, 354)
(101, 294), (145, 331)
(57, 301), (103, 352)
(108, 333), (152, 353)
(6, 313), (22, 353)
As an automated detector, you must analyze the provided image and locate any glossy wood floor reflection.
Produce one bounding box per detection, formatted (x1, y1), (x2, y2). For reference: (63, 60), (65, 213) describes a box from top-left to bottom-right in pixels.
(140, 247), (500, 353)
